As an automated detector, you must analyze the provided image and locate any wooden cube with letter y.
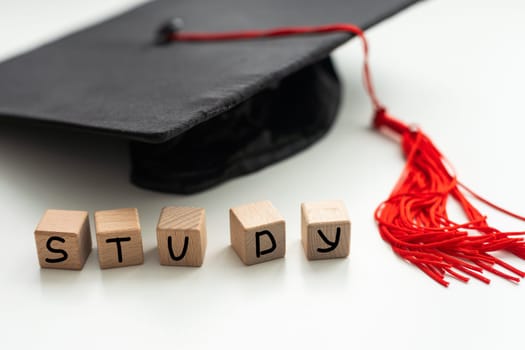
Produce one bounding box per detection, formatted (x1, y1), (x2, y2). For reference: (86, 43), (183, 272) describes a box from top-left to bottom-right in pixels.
(34, 209), (92, 270)
(230, 200), (286, 265)
(95, 208), (144, 269)
(156, 206), (207, 267)
(301, 200), (351, 260)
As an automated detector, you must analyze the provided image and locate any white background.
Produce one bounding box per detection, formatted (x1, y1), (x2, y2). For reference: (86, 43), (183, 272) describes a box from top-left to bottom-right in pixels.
(1, 0), (525, 348)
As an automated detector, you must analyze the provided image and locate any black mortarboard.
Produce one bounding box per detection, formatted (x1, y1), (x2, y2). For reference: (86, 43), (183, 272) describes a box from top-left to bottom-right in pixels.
(0, 0), (418, 193)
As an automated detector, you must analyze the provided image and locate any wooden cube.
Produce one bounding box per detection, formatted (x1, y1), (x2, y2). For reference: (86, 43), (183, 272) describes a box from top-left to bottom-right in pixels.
(94, 208), (144, 269)
(301, 200), (351, 260)
(156, 206), (207, 267)
(34, 209), (92, 270)
(230, 200), (285, 265)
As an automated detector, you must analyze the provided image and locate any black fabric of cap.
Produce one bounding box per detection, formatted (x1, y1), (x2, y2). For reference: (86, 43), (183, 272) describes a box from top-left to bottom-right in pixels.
(0, 0), (420, 193)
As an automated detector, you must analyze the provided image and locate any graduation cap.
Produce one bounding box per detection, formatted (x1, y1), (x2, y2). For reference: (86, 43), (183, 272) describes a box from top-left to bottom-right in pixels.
(0, 0), (418, 194)
(5, 0), (525, 286)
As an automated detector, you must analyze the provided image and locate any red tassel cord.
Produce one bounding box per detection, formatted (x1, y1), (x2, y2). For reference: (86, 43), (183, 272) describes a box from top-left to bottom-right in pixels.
(165, 20), (525, 286)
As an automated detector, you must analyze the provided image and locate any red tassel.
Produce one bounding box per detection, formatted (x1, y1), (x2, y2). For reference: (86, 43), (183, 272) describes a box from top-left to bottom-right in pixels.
(168, 20), (525, 286)
(373, 109), (525, 286)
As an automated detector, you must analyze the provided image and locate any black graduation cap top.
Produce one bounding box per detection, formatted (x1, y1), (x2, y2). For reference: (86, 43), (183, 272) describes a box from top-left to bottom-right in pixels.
(0, 0), (418, 193)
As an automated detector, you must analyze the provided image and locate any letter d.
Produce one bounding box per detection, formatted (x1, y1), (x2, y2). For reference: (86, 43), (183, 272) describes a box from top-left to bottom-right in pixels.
(255, 230), (277, 258)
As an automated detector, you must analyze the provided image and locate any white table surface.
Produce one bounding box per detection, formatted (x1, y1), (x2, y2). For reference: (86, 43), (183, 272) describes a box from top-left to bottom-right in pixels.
(2, 0), (525, 349)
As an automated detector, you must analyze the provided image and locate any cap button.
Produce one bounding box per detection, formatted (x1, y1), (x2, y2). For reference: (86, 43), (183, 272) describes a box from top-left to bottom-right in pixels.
(155, 17), (184, 45)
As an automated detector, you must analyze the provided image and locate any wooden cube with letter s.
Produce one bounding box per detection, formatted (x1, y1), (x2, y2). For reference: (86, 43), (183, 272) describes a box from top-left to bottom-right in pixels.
(34, 209), (92, 270)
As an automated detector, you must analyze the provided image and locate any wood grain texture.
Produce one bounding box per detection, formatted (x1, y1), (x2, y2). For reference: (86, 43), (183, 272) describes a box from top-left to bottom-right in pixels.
(301, 200), (351, 260)
(34, 209), (92, 270)
(94, 208), (143, 269)
(230, 200), (285, 265)
(156, 206), (207, 267)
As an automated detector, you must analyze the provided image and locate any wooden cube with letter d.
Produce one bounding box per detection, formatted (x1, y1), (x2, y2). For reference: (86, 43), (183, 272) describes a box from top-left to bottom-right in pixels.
(230, 200), (286, 265)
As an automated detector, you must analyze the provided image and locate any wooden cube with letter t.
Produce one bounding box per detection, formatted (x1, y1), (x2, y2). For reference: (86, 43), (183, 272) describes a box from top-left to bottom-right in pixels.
(156, 206), (207, 267)
(95, 208), (144, 269)
(230, 201), (285, 265)
(301, 200), (351, 260)
(34, 209), (92, 270)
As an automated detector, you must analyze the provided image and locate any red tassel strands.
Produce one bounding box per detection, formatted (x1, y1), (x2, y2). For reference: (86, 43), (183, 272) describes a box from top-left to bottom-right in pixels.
(373, 110), (525, 286)
(163, 20), (525, 286)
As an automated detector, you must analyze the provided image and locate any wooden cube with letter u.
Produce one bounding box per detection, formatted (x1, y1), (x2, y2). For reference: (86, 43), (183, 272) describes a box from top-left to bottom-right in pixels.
(301, 200), (351, 260)
(230, 201), (286, 265)
(156, 206), (207, 267)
